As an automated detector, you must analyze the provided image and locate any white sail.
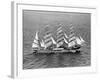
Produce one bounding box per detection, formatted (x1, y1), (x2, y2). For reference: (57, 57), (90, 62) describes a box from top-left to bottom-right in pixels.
(68, 25), (77, 47)
(45, 41), (52, 49)
(69, 33), (75, 38)
(43, 29), (53, 49)
(76, 37), (82, 45)
(32, 43), (39, 48)
(56, 27), (64, 47)
(35, 31), (39, 40)
(44, 33), (51, 39)
(44, 37), (52, 43)
(33, 39), (38, 44)
(32, 31), (39, 48)
(69, 36), (76, 42)
(57, 41), (63, 48)
(57, 29), (63, 34)
(70, 26), (74, 30)
(51, 37), (56, 44)
(64, 37), (68, 44)
(57, 27), (62, 31)
(68, 41), (76, 47)
(80, 36), (85, 44)
(40, 40), (45, 48)
(64, 32), (68, 38)
(57, 37), (64, 42)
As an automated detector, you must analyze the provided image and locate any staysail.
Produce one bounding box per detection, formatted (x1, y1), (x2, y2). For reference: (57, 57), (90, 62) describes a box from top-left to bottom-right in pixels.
(32, 31), (40, 49)
(80, 36), (85, 44)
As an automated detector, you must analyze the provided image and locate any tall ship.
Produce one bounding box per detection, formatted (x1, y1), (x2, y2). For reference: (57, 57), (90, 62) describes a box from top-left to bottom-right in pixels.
(32, 24), (86, 54)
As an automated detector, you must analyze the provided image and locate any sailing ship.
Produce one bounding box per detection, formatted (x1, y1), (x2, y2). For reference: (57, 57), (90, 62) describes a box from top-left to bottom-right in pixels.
(32, 24), (86, 54)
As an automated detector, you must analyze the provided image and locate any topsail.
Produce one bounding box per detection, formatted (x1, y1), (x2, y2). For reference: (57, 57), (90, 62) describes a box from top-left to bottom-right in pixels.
(68, 26), (76, 47)
(51, 37), (56, 45)
(40, 39), (45, 48)
(56, 27), (64, 47)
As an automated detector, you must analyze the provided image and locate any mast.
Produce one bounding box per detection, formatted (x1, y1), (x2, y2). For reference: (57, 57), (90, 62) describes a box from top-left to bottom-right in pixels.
(56, 26), (64, 48)
(68, 26), (76, 48)
(43, 27), (53, 49)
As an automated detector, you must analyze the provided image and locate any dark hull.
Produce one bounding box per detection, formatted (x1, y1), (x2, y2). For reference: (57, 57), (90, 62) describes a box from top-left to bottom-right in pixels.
(33, 48), (81, 54)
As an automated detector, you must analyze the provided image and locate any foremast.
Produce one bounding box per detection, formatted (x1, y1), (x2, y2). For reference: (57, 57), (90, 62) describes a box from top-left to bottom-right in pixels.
(43, 26), (56, 50)
(56, 25), (69, 48)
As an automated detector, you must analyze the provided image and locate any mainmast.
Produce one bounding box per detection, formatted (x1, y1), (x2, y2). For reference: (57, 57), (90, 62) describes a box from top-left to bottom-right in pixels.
(43, 27), (53, 49)
(56, 26), (64, 48)
(68, 25), (76, 48)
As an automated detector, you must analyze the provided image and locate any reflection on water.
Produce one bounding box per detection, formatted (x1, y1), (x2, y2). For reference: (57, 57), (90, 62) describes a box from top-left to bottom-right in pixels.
(23, 47), (91, 69)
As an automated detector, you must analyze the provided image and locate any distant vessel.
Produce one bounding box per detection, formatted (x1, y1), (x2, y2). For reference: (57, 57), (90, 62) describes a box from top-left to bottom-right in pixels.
(32, 24), (86, 53)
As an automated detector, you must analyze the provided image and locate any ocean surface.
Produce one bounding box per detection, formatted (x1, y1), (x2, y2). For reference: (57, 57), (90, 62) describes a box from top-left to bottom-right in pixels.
(23, 46), (91, 69)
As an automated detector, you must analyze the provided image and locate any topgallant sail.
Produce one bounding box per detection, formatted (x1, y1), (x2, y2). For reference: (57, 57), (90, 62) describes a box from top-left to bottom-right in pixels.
(68, 26), (85, 49)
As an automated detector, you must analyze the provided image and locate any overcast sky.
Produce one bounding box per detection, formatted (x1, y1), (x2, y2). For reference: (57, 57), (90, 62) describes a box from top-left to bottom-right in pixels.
(23, 10), (90, 40)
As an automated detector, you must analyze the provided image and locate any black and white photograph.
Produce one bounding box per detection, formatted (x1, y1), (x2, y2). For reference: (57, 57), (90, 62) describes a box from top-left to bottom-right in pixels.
(23, 10), (91, 69)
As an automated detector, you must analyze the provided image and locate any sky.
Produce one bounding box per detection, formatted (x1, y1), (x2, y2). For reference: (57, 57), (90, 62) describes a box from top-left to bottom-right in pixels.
(23, 10), (91, 44)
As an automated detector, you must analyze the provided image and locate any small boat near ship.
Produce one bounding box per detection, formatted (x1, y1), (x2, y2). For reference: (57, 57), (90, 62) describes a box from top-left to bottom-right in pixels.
(32, 24), (86, 54)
